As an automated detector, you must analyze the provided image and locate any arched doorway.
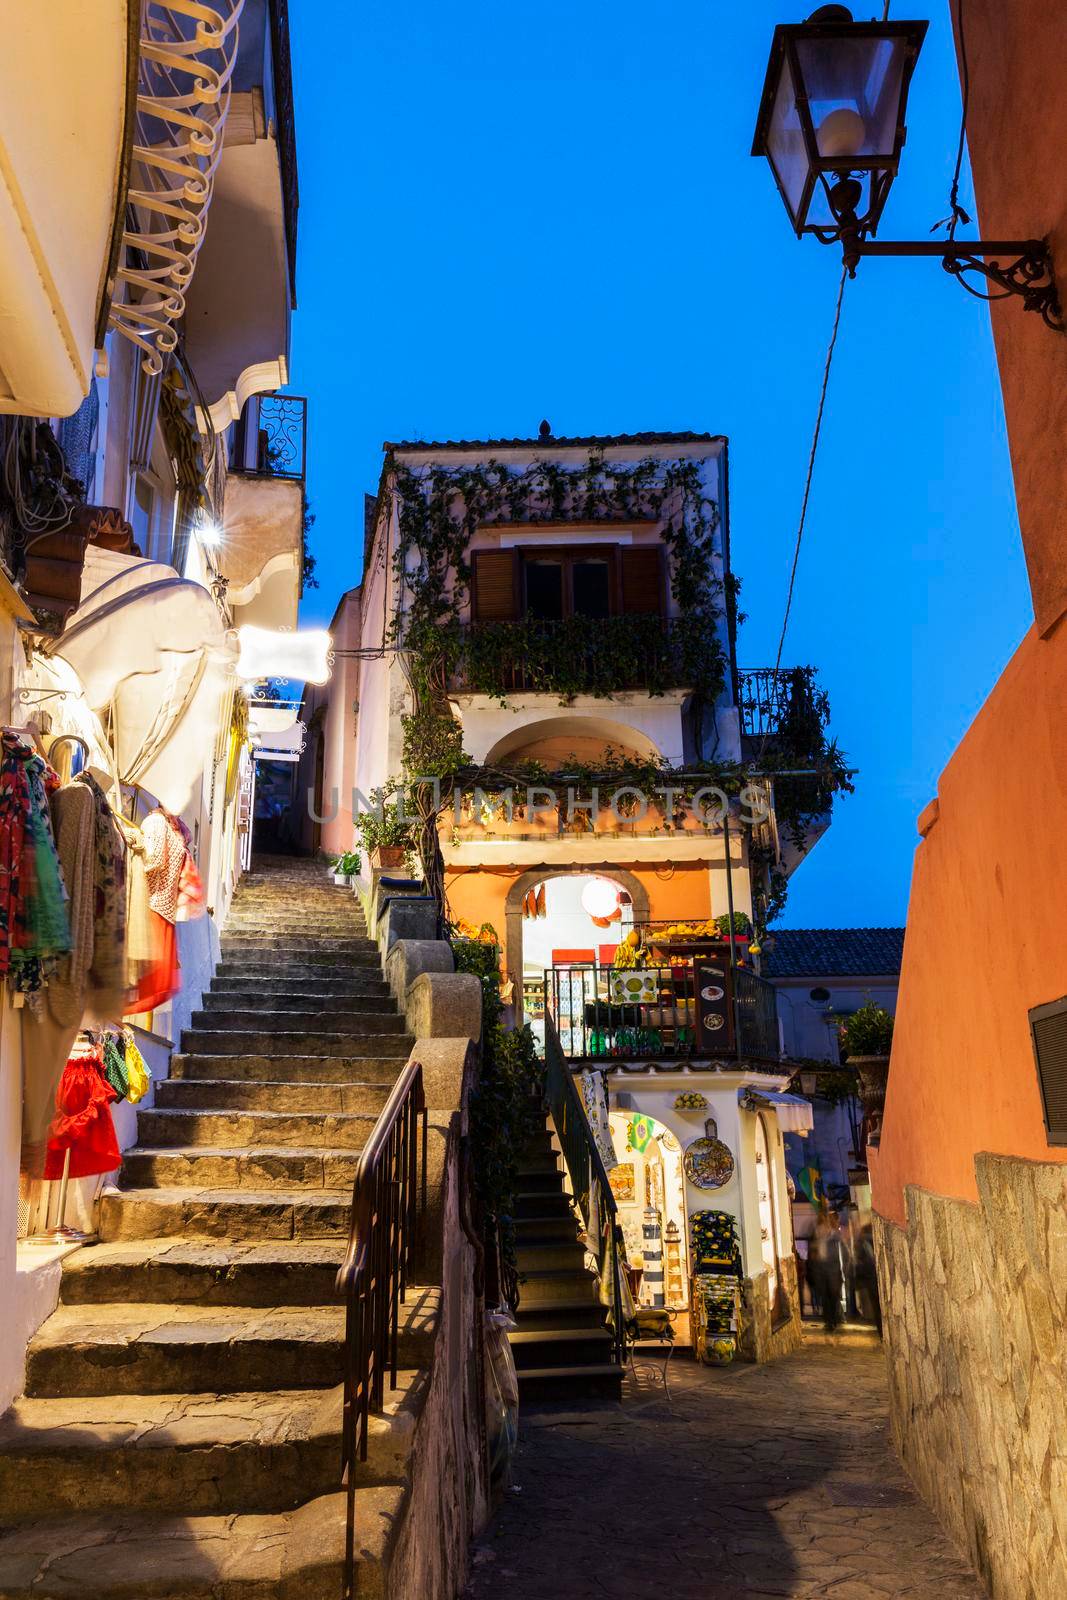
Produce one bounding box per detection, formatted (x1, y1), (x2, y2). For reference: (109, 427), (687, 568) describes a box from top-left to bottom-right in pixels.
(754, 1111), (787, 1322)
(607, 1109), (689, 1309)
(504, 866), (650, 1046)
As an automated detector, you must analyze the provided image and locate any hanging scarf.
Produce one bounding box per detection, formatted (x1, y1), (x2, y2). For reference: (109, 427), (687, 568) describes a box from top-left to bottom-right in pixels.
(0, 731), (71, 996)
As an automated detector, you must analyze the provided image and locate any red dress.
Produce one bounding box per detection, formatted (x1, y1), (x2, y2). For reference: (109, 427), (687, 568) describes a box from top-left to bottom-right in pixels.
(44, 1051), (121, 1179)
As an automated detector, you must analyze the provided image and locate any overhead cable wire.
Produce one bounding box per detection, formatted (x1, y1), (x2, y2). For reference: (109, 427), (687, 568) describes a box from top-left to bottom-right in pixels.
(757, 262), (848, 767)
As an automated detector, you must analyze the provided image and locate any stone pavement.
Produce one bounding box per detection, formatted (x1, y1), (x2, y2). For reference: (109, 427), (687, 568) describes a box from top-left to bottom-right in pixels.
(463, 1326), (985, 1600)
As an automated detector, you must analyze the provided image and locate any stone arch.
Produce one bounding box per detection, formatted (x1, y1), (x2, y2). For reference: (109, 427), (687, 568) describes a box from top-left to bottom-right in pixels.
(504, 864), (650, 995)
(483, 713), (662, 770)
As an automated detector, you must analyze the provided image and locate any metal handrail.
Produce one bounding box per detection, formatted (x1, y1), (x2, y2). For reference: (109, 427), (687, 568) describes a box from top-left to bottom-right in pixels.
(337, 1058), (428, 1600)
(543, 1019), (626, 1369)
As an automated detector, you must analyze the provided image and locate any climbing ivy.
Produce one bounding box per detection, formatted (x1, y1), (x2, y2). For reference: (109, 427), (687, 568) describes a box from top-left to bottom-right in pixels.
(452, 936), (541, 1295)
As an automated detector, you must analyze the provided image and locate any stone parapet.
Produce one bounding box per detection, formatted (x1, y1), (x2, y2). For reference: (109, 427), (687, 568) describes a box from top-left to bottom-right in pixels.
(874, 1153), (1067, 1600)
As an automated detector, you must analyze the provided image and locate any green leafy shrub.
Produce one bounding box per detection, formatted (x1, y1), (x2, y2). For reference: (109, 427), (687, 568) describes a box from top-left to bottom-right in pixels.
(839, 1002), (894, 1059)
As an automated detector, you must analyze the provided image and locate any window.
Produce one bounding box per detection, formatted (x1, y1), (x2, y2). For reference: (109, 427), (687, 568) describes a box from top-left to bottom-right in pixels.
(128, 427), (178, 566)
(471, 544), (664, 623)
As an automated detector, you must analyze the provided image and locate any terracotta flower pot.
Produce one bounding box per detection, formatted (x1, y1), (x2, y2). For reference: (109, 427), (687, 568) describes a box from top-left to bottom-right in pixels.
(851, 1055), (890, 1148)
(370, 846), (406, 871)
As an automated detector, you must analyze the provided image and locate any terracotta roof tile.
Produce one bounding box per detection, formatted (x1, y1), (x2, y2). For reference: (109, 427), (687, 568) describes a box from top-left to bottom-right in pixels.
(762, 928), (905, 979)
(383, 430), (725, 454)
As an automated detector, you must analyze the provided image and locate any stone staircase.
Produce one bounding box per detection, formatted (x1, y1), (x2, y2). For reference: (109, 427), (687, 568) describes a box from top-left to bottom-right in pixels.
(510, 1108), (623, 1402)
(0, 854), (434, 1598)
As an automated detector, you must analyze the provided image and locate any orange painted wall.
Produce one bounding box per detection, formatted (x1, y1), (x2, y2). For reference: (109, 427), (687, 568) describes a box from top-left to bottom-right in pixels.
(446, 864), (711, 978)
(872, 0), (1067, 1223)
(870, 621), (1067, 1225)
(953, 0), (1067, 636)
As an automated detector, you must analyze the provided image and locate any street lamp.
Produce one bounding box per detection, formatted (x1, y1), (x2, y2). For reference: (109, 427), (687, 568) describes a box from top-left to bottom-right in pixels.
(799, 1069), (819, 1097)
(752, 5), (1063, 331)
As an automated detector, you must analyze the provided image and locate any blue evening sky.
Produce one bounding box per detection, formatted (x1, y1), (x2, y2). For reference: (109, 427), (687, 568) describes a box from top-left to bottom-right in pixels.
(287, 1), (1031, 929)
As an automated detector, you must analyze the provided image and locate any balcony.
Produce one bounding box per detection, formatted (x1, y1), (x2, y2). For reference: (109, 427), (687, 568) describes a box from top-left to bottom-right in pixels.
(450, 613), (719, 699)
(184, 0), (298, 429)
(546, 959), (780, 1065)
(220, 394), (306, 630)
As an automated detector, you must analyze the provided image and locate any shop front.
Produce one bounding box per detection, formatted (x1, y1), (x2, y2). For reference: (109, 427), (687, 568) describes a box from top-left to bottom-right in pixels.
(594, 1069), (807, 1364)
(0, 549), (256, 1409)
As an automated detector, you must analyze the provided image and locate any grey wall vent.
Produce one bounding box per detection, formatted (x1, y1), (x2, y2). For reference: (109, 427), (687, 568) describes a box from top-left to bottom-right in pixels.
(1028, 997), (1067, 1146)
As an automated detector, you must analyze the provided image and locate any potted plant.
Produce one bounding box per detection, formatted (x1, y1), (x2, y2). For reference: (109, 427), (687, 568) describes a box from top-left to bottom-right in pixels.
(331, 850), (361, 887)
(356, 804), (415, 872)
(839, 1002), (895, 1148)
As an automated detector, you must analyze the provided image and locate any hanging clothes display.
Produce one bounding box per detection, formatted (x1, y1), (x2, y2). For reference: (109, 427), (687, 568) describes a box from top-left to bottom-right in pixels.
(23, 763), (128, 1178)
(143, 806), (190, 923)
(0, 731), (71, 998)
(46, 770), (127, 1025)
(43, 1039), (121, 1181)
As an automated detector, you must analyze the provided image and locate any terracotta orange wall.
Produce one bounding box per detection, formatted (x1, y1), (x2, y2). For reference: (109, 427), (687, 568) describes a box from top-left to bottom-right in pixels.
(445, 864), (711, 977)
(954, 0), (1067, 636)
(870, 621), (1067, 1225)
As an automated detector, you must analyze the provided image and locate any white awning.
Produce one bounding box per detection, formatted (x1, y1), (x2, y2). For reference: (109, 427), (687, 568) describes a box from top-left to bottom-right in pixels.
(739, 1087), (814, 1136)
(48, 549), (237, 813)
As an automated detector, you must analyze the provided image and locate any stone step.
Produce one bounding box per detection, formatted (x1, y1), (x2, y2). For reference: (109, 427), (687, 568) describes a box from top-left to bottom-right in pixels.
(215, 958), (382, 981)
(512, 1302), (611, 1332)
(0, 1488), (401, 1600)
(170, 1053), (408, 1083)
(154, 1078), (393, 1115)
(223, 922), (369, 939)
(516, 1240), (587, 1273)
(221, 934), (378, 954)
(26, 1293), (438, 1400)
(205, 981), (390, 1004)
(98, 1186), (352, 1243)
(515, 1363), (624, 1402)
(511, 1209), (579, 1235)
(0, 1375), (423, 1522)
(25, 1303), (347, 1397)
(60, 1240), (347, 1307)
(513, 1269), (602, 1307)
(514, 1170), (568, 1197)
(190, 1004), (397, 1030)
(509, 1327), (616, 1372)
(134, 1108), (375, 1152)
(514, 1192), (574, 1221)
(179, 1024), (410, 1056)
(120, 1145), (363, 1192)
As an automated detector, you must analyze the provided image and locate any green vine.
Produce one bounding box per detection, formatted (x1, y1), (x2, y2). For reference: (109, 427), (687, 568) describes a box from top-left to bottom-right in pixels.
(452, 936), (541, 1290)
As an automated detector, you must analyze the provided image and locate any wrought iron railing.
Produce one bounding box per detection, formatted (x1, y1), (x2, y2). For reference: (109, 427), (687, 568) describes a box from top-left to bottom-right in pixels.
(547, 960), (780, 1063)
(249, 394), (307, 481)
(336, 1059), (428, 1600)
(543, 1018), (626, 1369)
(736, 667), (795, 740)
(451, 613), (716, 697)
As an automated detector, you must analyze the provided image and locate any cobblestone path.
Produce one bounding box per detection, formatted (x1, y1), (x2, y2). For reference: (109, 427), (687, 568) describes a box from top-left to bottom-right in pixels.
(464, 1327), (984, 1600)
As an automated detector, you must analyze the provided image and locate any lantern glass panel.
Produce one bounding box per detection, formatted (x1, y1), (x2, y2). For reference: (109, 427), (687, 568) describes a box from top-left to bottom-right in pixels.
(796, 34), (909, 162)
(765, 52), (809, 226)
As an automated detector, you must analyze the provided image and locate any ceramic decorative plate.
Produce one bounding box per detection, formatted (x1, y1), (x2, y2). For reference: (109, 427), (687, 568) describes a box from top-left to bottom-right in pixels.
(684, 1136), (736, 1190)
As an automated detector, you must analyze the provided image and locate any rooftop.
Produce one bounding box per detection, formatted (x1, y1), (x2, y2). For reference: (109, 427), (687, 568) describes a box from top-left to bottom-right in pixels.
(762, 928), (905, 980)
(383, 429), (725, 454)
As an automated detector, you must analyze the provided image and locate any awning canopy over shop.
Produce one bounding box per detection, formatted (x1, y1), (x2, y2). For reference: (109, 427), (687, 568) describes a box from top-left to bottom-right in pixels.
(739, 1088), (814, 1136)
(43, 549), (238, 814)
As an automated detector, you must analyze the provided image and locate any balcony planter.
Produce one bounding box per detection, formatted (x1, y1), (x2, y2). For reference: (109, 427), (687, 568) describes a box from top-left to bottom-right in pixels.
(851, 1056), (890, 1148)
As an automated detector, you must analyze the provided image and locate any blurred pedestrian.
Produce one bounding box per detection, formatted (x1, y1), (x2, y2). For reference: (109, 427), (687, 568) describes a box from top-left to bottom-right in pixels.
(811, 1210), (845, 1332)
(854, 1223), (883, 1338)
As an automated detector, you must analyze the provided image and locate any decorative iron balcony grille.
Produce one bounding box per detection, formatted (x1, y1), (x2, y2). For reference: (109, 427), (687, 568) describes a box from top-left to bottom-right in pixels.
(232, 394), (307, 482)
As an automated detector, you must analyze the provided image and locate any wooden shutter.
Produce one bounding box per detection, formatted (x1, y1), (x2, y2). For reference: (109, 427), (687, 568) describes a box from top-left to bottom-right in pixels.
(1030, 998), (1067, 1144)
(620, 546), (665, 614)
(472, 550), (519, 622)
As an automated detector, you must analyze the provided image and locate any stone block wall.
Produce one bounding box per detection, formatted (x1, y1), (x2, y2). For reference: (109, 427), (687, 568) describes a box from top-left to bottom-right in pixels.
(388, 1109), (489, 1599)
(737, 1256), (802, 1363)
(874, 1154), (1067, 1599)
